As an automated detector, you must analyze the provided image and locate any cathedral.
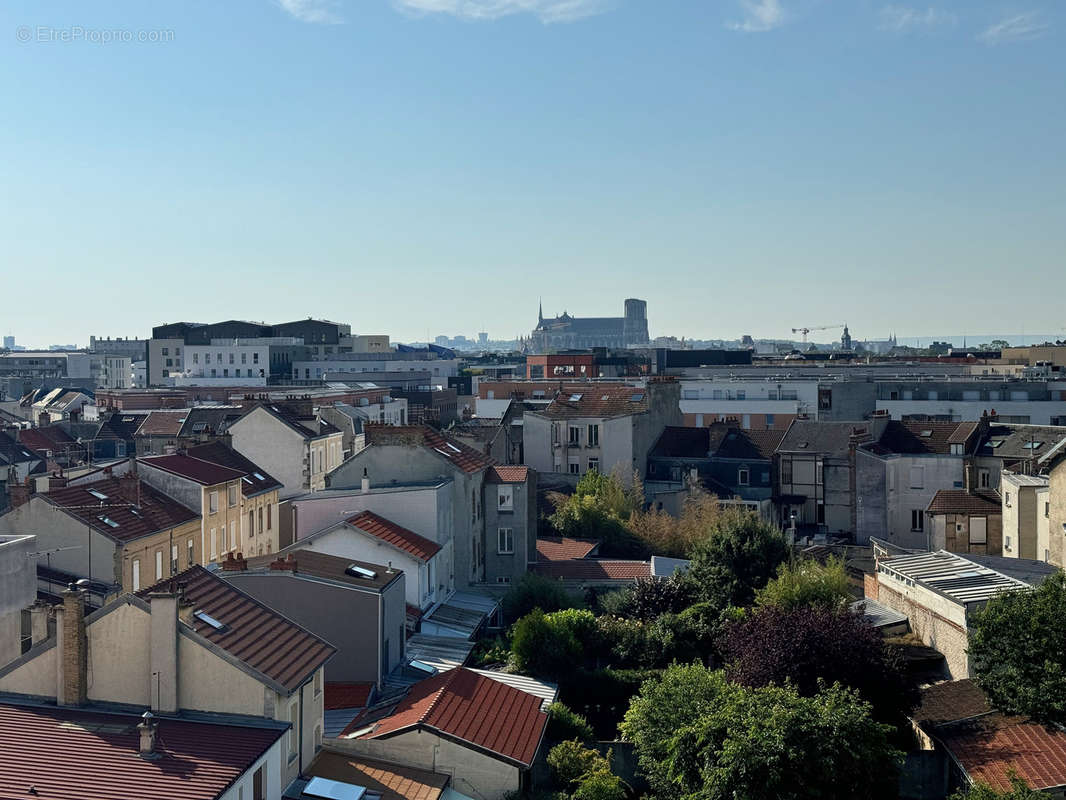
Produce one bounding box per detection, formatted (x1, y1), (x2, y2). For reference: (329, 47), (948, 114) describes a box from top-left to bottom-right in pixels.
(523, 299), (650, 353)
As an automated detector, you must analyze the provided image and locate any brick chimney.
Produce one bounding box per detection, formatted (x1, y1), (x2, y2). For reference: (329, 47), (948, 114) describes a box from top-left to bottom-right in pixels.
(7, 475), (32, 509)
(48, 471), (68, 490)
(269, 552), (297, 572)
(148, 592), (179, 713)
(222, 551), (248, 571)
(57, 587), (88, 707)
(119, 470), (141, 508)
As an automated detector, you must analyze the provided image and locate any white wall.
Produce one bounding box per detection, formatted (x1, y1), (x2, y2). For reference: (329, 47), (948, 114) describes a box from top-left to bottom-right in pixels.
(219, 739), (284, 800)
(877, 399), (1066, 425)
(230, 408), (308, 499)
(884, 456), (963, 549)
(0, 536), (36, 668)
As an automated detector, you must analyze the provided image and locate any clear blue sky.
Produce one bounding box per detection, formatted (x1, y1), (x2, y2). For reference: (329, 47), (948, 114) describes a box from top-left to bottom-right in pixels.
(2, 0), (1063, 347)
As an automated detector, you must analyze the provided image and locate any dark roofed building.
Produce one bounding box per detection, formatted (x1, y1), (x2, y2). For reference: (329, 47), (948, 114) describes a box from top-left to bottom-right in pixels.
(188, 441), (283, 497)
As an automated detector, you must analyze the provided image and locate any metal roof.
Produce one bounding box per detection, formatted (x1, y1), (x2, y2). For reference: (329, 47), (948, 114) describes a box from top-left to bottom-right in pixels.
(878, 550), (1030, 605)
(850, 598), (908, 630)
(469, 669), (558, 711)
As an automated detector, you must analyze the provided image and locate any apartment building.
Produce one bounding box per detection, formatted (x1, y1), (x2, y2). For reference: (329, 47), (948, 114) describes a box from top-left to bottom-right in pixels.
(228, 404), (344, 498)
(1000, 472), (1050, 562)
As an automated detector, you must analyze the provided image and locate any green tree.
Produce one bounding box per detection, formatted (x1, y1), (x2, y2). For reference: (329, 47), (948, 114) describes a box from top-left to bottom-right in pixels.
(969, 572), (1066, 724)
(754, 556), (852, 612)
(548, 740), (608, 787)
(571, 769), (627, 800)
(546, 702), (595, 743)
(950, 775), (1043, 799)
(502, 572), (578, 623)
(622, 665), (902, 800)
(513, 608), (597, 678)
(688, 512), (789, 611)
(549, 470), (649, 558)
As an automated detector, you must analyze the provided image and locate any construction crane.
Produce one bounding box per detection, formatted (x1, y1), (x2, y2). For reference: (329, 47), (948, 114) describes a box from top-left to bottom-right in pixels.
(791, 324), (843, 344)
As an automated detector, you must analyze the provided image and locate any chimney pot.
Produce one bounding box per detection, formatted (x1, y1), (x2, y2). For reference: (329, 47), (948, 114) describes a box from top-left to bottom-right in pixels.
(138, 712), (162, 760)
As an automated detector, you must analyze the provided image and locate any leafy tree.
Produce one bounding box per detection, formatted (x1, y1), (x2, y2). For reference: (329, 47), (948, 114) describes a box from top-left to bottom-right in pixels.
(688, 512), (788, 611)
(502, 572), (578, 623)
(549, 470), (649, 558)
(546, 702), (595, 743)
(754, 556), (852, 612)
(571, 769), (627, 800)
(627, 491), (732, 558)
(950, 775), (1043, 799)
(597, 573), (696, 622)
(719, 605), (916, 722)
(513, 608), (598, 678)
(969, 572), (1066, 724)
(548, 740), (607, 787)
(621, 664), (902, 800)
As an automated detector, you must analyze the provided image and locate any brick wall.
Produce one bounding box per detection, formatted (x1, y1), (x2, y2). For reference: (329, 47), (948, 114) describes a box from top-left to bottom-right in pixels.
(876, 582), (967, 679)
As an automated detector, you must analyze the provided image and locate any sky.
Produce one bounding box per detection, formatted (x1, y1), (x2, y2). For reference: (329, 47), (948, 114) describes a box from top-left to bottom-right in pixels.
(1, 0), (1063, 348)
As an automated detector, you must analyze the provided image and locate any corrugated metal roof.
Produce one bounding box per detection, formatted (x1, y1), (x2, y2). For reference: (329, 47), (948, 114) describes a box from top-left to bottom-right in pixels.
(469, 669), (558, 711)
(878, 550), (1030, 605)
(850, 598), (908, 630)
(0, 701), (285, 800)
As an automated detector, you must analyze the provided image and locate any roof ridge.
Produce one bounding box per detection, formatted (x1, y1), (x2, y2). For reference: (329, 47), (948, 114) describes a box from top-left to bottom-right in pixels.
(418, 667), (466, 725)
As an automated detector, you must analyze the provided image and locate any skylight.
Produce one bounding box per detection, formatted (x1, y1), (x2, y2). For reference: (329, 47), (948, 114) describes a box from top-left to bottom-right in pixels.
(446, 443), (460, 453)
(345, 564), (378, 580)
(569, 394), (583, 401)
(87, 489), (108, 501)
(342, 726), (376, 740)
(409, 659), (438, 675)
(988, 440), (1005, 448)
(1022, 441), (1044, 449)
(193, 610), (227, 631)
(242, 476), (253, 485)
(919, 430), (933, 438)
(253, 472), (265, 481)
(433, 447), (452, 458)
(303, 777), (367, 800)
(630, 393), (644, 402)
(97, 515), (119, 528)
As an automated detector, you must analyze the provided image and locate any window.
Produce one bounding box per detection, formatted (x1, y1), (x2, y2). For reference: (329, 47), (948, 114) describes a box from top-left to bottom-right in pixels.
(909, 467), (924, 489)
(187, 538), (195, 567)
(171, 544), (178, 575)
(253, 766), (265, 800)
(249, 510), (255, 537)
(1046, 502), (1051, 518)
(288, 702), (299, 759)
(816, 502), (826, 524)
(258, 506), (264, 534)
(569, 461), (580, 475)
(911, 509), (924, 532)
(209, 491), (218, 514)
(1004, 492), (1012, 508)
(267, 504), (272, 530)
(314, 670), (322, 696)
(155, 550), (163, 580)
(221, 525), (227, 553)
(210, 529), (217, 561)
(950, 443), (964, 455)
(132, 559), (141, 591)
(568, 426), (580, 445)
(970, 517), (988, 545)
(228, 484), (238, 507)
(588, 457), (600, 472)
(781, 458), (792, 485)
(587, 424), (599, 446)
(253, 352), (260, 364)
(242, 352), (247, 364)
(314, 725), (322, 752)
(765, 414), (775, 427)
(498, 485), (514, 511)
(1005, 535), (1012, 550)
(815, 461), (823, 485)
(161, 347), (169, 356)
(978, 469), (990, 488)
(498, 528), (514, 554)
(738, 468), (750, 486)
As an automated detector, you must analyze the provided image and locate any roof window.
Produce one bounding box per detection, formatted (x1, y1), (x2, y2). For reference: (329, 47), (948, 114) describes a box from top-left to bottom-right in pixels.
(345, 564), (378, 580)
(97, 515), (119, 528)
(569, 394), (583, 401)
(87, 489), (108, 500)
(193, 610), (227, 632)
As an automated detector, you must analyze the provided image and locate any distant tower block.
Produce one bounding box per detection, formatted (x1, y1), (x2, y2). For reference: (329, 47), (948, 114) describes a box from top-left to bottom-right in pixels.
(623, 298), (649, 346)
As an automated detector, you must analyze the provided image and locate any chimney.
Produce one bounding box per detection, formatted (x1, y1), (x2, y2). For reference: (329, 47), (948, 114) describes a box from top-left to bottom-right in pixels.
(29, 601), (51, 647)
(48, 471), (68, 490)
(7, 475), (32, 510)
(148, 592), (179, 713)
(177, 584), (195, 627)
(361, 468), (370, 494)
(119, 470), (141, 508)
(269, 552), (297, 572)
(222, 551), (248, 571)
(56, 587), (88, 707)
(138, 712), (162, 760)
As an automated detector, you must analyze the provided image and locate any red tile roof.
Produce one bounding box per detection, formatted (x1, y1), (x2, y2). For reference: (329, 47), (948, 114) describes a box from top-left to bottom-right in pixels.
(187, 441), (282, 497)
(325, 682), (373, 710)
(140, 453), (247, 486)
(296, 753), (449, 800)
(43, 476), (199, 543)
(536, 537), (599, 561)
(0, 701), (285, 800)
(939, 712), (1066, 792)
(534, 385), (649, 420)
(17, 425), (77, 455)
(365, 425), (495, 474)
(357, 667), (547, 767)
(140, 566), (335, 693)
(346, 511), (442, 562)
(926, 489), (1002, 515)
(532, 559), (651, 581)
(487, 465), (529, 484)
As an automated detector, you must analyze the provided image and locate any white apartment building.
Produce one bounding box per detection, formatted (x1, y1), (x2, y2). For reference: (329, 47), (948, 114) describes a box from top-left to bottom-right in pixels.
(175, 339), (289, 386)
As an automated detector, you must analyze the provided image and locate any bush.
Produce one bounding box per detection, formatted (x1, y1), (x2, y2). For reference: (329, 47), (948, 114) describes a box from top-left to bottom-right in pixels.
(755, 556), (852, 612)
(572, 769), (627, 800)
(512, 608), (597, 678)
(950, 774), (1043, 799)
(502, 573), (578, 623)
(470, 634), (511, 668)
(546, 702), (595, 743)
(548, 740), (608, 787)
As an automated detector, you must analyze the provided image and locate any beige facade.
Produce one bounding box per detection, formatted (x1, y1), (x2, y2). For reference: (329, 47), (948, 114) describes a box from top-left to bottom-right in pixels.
(1000, 472), (1049, 561)
(1036, 487), (1051, 564)
(201, 479), (245, 563)
(1049, 460), (1066, 567)
(1002, 344), (1066, 368)
(123, 517), (203, 592)
(240, 488), (281, 557)
(930, 511), (1003, 556)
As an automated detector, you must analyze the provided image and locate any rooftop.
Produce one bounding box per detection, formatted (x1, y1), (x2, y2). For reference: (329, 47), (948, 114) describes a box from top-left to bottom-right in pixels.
(43, 476), (199, 543)
(536, 536), (599, 561)
(874, 420), (979, 456)
(346, 511), (442, 562)
(926, 489), (1002, 515)
(364, 425), (494, 474)
(531, 559), (651, 581)
(939, 712), (1066, 793)
(140, 565), (335, 693)
(532, 385), (650, 420)
(139, 453), (247, 486)
(238, 548), (401, 592)
(187, 441), (283, 497)
(353, 667), (548, 768)
(134, 409), (187, 437)
(485, 465), (529, 484)
(912, 679), (992, 728)
(288, 752), (449, 800)
(0, 700), (285, 800)
(877, 550), (1031, 606)
(778, 420), (876, 459)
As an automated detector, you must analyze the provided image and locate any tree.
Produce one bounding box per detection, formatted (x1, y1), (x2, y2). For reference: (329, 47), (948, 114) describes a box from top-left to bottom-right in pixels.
(754, 556), (852, 612)
(549, 470), (649, 558)
(502, 572), (578, 623)
(950, 775), (1043, 799)
(621, 664), (902, 800)
(513, 608), (597, 678)
(597, 573), (695, 622)
(546, 702), (595, 743)
(548, 740), (607, 787)
(571, 769), (627, 800)
(687, 512), (788, 611)
(627, 491), (731, 558)
(719, 605), (916, 722)
(969, 572), (1066, 724)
